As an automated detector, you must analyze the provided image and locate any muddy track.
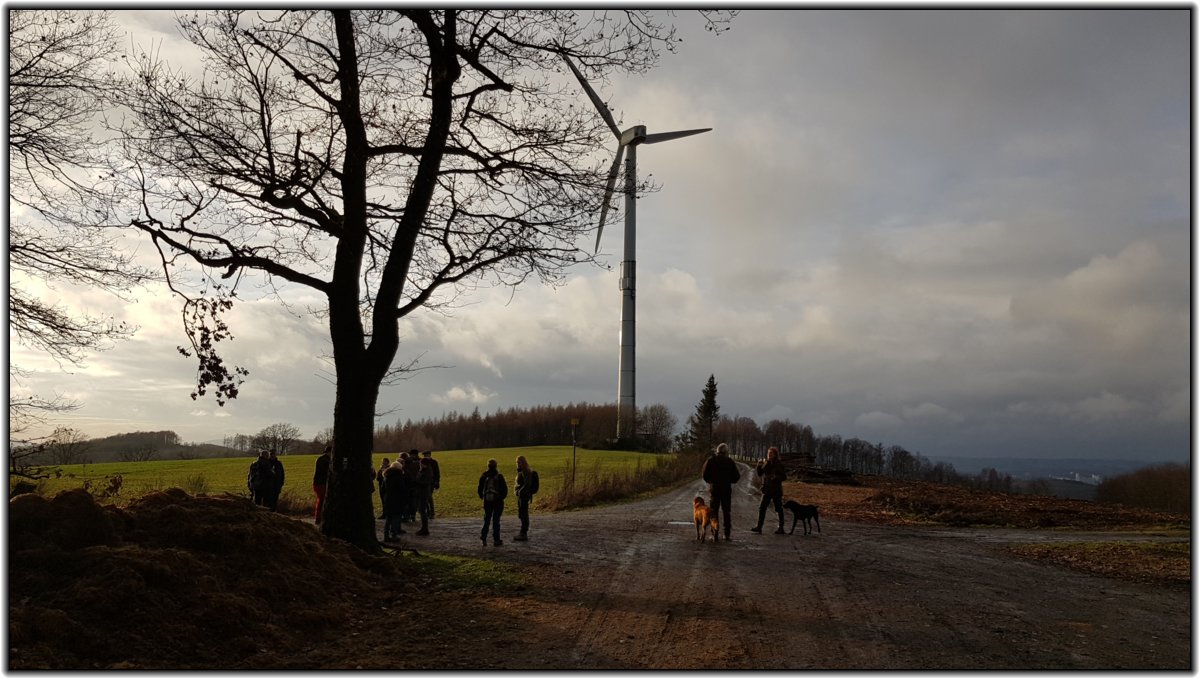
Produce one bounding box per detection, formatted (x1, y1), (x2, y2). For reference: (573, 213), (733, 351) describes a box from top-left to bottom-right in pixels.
(388, 464), (1190, 669)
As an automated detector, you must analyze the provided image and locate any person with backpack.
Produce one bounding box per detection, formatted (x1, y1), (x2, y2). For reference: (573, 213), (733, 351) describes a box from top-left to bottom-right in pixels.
(514, 455), (539, 542)
(476, 458), (508, 546)
(413, 456), (435, 536)
(247, 450), (275, 507)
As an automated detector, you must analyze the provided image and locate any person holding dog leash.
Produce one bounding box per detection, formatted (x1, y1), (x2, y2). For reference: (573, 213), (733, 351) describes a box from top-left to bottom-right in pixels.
(751, 446), (787, 534)
(701, 443), (741, 540)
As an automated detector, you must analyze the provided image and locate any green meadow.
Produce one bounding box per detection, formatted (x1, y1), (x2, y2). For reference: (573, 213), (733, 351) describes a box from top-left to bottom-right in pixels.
(23, 446), (663, 518)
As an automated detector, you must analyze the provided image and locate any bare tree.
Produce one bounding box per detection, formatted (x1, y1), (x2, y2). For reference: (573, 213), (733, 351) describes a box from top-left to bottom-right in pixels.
(9, 393), (78, 480)
(252, 422), (303, 455)
(118, 446), (159, 463)
(109, 9), (734, 550)
(45, 427), (93, 465)
(223, 433), (253, 453)
(9, 9), (153, 434)
(639, 403), (677, 453)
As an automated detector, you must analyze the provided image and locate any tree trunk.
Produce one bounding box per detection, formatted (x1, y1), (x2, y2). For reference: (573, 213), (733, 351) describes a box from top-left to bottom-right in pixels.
(320, 369), (383, 552)
(315, 9), (387, 553)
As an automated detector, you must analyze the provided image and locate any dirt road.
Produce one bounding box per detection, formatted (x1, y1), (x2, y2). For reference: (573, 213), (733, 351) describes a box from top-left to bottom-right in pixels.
(395, 464), (1190, 669)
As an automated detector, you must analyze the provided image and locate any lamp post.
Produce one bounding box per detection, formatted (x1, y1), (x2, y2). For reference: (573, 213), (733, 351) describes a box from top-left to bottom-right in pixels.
(570, 418), (580, 485)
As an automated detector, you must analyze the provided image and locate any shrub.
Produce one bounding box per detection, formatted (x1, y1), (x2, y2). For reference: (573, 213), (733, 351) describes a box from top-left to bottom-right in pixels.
(274, 489), (313, 516)
(181, 474), (211, 496)
(539, 451), (706, 511)
(1096, 463), (1190, 513)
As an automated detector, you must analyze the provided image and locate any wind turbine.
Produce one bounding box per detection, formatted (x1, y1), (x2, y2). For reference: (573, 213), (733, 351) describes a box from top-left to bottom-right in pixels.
(564, 55), (711, 441)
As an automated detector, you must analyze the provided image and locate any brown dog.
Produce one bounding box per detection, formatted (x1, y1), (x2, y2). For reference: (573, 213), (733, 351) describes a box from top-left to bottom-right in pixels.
(784, 500), (821, 535)
(693, 496), (719, 543)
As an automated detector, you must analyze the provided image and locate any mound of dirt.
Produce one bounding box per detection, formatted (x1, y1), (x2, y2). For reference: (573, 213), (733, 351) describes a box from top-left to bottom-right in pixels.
(8, 489), (415, 669)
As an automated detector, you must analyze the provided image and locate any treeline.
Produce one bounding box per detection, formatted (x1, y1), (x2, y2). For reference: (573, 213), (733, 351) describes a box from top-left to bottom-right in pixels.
(374, 403), (622, 453)
(714, 416), (947, 478)
(89, 431), (236, 462)
(36, 430), (238, 464)
(714, 416), (1097, 498)
(1096, 463), (1189, 513)
(372, 406), (1001, 492)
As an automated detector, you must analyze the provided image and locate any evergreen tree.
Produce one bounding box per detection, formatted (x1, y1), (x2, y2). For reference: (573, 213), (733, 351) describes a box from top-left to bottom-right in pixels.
(688, 374), (720, 453)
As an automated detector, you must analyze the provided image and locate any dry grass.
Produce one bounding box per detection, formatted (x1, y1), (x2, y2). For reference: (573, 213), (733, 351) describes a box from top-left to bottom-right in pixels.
(538, 452), (706, 512)
(789, 475), (1189, 530)
(786, 475), (1190, 587)
(1005, 541), (1189, 586)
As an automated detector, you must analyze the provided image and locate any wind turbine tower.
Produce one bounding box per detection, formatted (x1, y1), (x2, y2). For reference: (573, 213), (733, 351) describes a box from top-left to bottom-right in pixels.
(564, 55), (711, 441)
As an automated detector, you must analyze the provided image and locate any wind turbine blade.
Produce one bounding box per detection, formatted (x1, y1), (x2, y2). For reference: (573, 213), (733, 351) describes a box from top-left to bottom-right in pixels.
(563, 55), (621, 138)
(642, 128), (712, 144)
(595, 144), (626, 252)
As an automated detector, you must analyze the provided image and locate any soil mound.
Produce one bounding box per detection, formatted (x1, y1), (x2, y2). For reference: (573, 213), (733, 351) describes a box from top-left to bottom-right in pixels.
(9, 489), (410, 669)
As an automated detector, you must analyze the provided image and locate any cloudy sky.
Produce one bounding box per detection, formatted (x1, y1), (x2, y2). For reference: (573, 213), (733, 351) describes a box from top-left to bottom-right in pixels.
(9, 9), (1191, 462)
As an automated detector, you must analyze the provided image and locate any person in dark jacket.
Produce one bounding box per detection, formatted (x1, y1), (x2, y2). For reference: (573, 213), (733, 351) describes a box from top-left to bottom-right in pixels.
(412, 456), (434, 536)
(382, 461), (407, 541)
(700, 442), (741, 540)
(477, 458), (508, 546)
(421, 450), (441, 519)
(313, 446), (331, 523)
(268, 450), (285, 511)
(248, 450), (275, 507)
(376, 458), (390, 519)
(514, 455), (539, 541)
(403, 449), (421, 522)
(751, 446), (787, 534)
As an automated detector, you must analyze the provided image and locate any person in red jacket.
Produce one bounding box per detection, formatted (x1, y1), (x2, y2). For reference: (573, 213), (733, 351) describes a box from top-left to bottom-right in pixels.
(312, 446), (331, 524)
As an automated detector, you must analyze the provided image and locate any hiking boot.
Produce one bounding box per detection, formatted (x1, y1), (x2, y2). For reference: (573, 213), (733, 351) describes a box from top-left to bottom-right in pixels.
(774, 527), (786, 535)
(750, 526), (763, 534)
(481, 535), (488, 546)
(514, 534), (528, 542)
(494, 539), (504, 546)
(416, 529), (429, 536)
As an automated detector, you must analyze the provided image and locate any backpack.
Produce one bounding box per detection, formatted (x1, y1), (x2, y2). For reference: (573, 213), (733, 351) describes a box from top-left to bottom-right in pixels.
(529, 470), (539, 496)
(483, 474), (499, 502)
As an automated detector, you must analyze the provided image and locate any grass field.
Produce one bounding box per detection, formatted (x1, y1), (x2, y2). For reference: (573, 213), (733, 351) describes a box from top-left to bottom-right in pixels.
(19, 446), (664, 518)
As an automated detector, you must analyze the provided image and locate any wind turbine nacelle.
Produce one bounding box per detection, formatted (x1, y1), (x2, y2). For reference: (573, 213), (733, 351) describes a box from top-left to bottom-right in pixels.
(621, 125), (648, 146)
